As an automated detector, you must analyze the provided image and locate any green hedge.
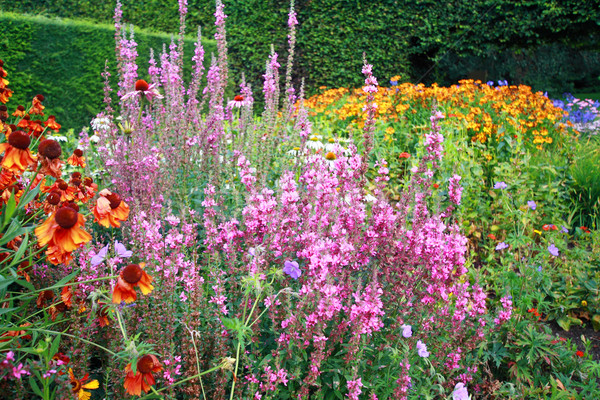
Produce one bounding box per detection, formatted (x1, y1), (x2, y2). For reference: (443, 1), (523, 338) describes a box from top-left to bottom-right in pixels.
(0, 12), (215, 131)
(2, 0), (599, 97)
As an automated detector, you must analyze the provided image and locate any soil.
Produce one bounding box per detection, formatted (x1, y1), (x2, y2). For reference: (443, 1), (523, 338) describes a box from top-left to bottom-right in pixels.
(548, 320), (600, 361)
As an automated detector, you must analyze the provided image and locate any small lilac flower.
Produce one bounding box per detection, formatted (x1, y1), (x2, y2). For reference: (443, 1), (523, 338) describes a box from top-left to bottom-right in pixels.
(561, 226), (569, 234)
(283, 260), (301, 280)
(537, 266), (542, 272)
(527, 200), (536, 210)
(493, 181), (508, 190)
(452, 382), (469, 400)
(91, 244), (109, 267)
(416, 340), (429, 357)
(114, 241), (132, 258)
(495, 242), (509, 251)
(548, 244), (559, 257)
(248, 247), (256, 257)
(401, 324), (412, 338)
(486, 81), (494, 86)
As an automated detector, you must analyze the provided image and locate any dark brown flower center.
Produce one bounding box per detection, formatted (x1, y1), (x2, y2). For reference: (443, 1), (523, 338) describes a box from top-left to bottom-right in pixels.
(0, 105), (6, 111)
(55, 207), (78, 229)
(137, 355), (154, 374)
(7, 130), (31, 150)
(106, 193), (122, 209)
(47, 191), (61, 205)
(35, 94), (45, 101)
(121, 264), (143, 284)
(234, 95), (244, 102)
(57, 180), (68, 191)
(73, 149), (83, 157)
(135, 80), (149, 92)
(38, 139), (62, 159)
(84, 177), (93, 187)
(71, 379), (81, 392)
(71, 172), (81, 179)
(16, 105), (25, 111)
(65, 202), (79, 212)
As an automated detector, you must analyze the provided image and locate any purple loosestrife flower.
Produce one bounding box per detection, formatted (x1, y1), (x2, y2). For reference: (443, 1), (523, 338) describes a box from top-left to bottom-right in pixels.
(452, 383), (469, 400)
(401, 324), (412, 338)
(448, 174), (463, 205)
(527, 200), (537, 210)
(283, 260), (301, 279)
(416, 340), (430, 357)
(493, 181), (508, 189)
(548, 243), (559, 257)
(495, 242), (509, 251)
(561, 226), (569, 234)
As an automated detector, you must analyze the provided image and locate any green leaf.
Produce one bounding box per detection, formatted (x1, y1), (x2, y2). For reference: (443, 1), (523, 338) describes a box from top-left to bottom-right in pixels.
(50, 332), (61, 356)
(29, 375), (43, 397)
(16, 183), (41, 212)
(556, 316), (571, 331)
(2, 192), (17, 227)
(592, 314), (600, 331)
(0, 219), (27, 246)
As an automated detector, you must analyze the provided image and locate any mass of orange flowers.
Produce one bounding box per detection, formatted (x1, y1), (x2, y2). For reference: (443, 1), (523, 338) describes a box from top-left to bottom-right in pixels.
(303, 78), (571, 149)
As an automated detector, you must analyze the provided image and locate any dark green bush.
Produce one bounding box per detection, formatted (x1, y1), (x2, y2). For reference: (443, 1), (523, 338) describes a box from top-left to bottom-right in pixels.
(0, 12), (215, 131)
(1, 0), (599, 120)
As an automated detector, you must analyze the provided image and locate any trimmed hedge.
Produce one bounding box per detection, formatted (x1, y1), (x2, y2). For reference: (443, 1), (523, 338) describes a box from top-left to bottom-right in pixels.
(0, 12), (215, 131)
(2, 0), (599, 98)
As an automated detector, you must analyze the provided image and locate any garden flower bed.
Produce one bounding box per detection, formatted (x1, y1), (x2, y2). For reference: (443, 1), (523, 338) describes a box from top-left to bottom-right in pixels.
(1, 1), (599, 399)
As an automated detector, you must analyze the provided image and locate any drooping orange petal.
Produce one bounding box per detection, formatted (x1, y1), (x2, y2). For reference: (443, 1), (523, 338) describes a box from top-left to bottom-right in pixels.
(112, 278), (136, 304)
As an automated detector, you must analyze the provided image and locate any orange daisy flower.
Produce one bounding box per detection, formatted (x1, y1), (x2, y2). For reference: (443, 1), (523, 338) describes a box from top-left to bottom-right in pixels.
(30, 95), (45, 116)
(67, 149), (86, 167)
(124, 355), (162, 396)
(37, 138), (63, 178)
(28, 119), (44, 138)
(0, 130), (37, 172)
(44, 115), (61, 132)
(45, 243), (74, 265)
(93, 189), (130, 228)
(0, 87), (12, 104)
(12, 105), (26, 118)
(17, 115), (31, 129)
(69, 368), (99, 400)
(35, 205), (92, 259)
(112, 263), (153, 304)
(61, 285), (73, 308)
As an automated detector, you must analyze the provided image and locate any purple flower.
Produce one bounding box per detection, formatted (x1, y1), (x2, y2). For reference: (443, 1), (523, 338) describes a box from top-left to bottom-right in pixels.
(416, 340), (429, 357)
(493, 181), (508, 190)
(91, 244), (109, 267)
(537, 266), (542, 272)
(527, 200), (536, 210)
(452, 382), (469, 400)
(561, 226), (569, 234)
(114, 241), (132, 258)
(486, 80), (494, 86)
(548, 244), (559, 257)
(283, 260), (301, 280)
(495, 242), (509, 251)
(401, 324), (412, 338)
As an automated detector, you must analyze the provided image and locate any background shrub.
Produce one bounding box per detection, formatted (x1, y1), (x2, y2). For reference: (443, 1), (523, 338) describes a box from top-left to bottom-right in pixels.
(2, 0), (599, 102)
(0, 12), (215, 131)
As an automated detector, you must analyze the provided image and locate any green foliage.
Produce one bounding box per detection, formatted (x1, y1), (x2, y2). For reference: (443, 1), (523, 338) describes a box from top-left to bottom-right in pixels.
(2, 0), (599, 98)
(0, 12), (215, 131)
